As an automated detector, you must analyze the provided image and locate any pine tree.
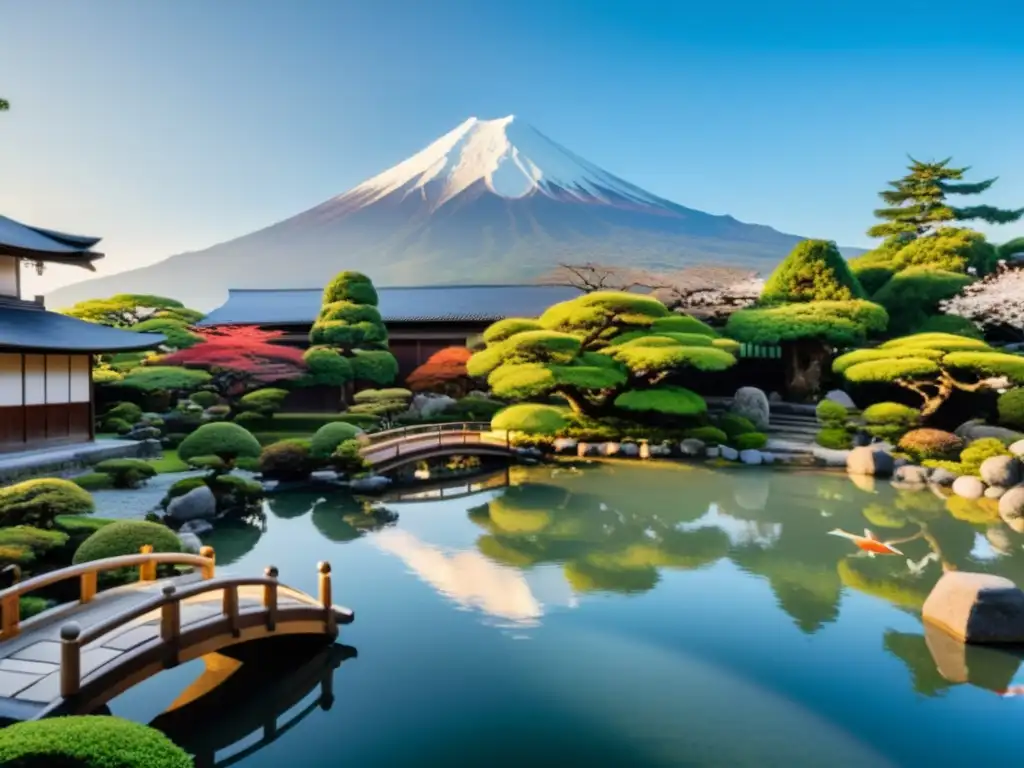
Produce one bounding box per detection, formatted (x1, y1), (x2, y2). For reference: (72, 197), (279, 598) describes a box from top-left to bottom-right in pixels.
(0, 98), (8, 111)
(868, 157), (1024, 241)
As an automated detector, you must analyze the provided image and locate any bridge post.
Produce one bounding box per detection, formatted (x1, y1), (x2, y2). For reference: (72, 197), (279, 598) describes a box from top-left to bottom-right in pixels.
(199, 545), (216, 579)
(318, 561), (336, 635)
(0, 592), (19, 638)
(80, 571), (98, 604)
(264, 566), (279, 631)
(160, 584), (181, 667)
(138, 545), (156, 581)
(60, 622), (81, 698)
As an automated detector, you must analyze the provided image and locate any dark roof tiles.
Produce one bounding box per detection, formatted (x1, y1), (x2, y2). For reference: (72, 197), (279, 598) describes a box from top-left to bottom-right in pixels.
(0, 305), (166, 352)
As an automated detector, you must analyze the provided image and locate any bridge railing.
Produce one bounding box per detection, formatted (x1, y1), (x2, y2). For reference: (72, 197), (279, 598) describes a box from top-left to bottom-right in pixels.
(0, 546), (217, 640)
(58, 561), (336, 699)
(363, 421), (495, 448)
(362, 423), (513, 463)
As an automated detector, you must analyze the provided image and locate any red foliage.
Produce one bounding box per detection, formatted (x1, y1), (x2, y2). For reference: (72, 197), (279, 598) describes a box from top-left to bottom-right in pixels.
(160, 325), (306, 384)
(406, 346), (473, 394)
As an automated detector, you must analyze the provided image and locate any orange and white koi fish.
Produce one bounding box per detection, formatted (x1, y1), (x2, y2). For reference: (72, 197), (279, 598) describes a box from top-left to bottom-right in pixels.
(997, 685), (1024, 698)
(828, 528), (903, 556)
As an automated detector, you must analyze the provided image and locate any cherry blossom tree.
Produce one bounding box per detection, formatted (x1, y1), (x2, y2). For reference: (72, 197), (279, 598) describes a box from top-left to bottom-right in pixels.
(941, 263), (1024, 342)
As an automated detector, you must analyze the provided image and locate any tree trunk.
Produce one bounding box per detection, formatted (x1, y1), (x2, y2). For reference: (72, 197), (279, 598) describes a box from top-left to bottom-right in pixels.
(784, 341), (830, 402)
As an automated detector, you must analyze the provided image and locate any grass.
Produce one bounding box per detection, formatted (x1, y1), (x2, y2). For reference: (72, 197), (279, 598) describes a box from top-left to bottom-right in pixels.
(55, 515), (117, 535)
(147, 449), (190, 474)
(253, 431), (311, 446)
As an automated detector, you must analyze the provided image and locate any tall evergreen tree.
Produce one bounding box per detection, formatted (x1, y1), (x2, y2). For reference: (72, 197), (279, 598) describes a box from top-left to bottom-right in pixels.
(868, 157), (1024, 241)
(0, 98), (8, 111)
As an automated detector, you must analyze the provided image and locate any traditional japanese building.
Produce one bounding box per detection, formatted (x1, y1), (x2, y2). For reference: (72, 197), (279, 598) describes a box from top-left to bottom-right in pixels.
(0, 215), (165, 453)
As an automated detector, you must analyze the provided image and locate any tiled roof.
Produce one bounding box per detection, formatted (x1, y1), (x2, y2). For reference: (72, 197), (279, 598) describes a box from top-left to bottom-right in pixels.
(199, 284), (588, 326)
(0, 215), (103, 268)
(0, 305), (165, 352)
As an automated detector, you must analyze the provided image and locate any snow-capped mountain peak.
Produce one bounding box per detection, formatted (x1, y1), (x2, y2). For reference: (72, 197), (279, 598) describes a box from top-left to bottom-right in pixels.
(342, 115), (672, 211)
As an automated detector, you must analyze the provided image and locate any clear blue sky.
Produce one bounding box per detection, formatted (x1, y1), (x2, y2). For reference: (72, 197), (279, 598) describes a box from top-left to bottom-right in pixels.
(3, 0), (1024, 295)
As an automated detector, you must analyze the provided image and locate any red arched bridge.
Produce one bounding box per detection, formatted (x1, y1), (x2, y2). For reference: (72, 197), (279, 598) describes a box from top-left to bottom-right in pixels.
(359, 422), (517, 473)
(0, 547), (352, 722)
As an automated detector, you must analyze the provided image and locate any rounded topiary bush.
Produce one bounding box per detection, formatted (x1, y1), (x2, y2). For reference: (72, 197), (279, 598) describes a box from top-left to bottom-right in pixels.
(816, 428), (853, 450)
(716, 413), (757, 439)
(189, 390), (220, 408)
(0, 715), (192, 767)
(233, 411), (268, 429)
(734, 432), (768, 450)
(93, 459), (157, 489)
(100, 416), (132, 435)
(682, 426), (728, 446)
(259, 439), (316, 481)
(815, 399), (848, 426)
(105, 401), (143, 425)
(177, 422), (262, 463)
(862, 402), (920, 426)
(310, 421), (364, 459)
(0, 526), (70, 568)
(491, 404), (568, 435)
(998, 388), (1024, 430)
(0, 479), (94, 528)
(73, 520), (182, 565)
(897, 428), (963, 462)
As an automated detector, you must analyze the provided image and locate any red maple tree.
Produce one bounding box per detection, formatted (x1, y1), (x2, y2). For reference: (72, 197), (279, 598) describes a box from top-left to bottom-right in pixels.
(159, 325), (306, 395)
(406, 346), (474, 395)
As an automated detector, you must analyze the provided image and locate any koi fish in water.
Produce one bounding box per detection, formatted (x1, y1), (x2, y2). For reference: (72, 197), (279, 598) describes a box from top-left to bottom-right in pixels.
(827, 528), (903, 556)
(997, 685), (1024, 698)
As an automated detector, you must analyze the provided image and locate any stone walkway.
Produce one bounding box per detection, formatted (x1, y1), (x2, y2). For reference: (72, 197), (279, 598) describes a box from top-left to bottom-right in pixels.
(87, 471), (207, 520)
(0, 440), (150, 484)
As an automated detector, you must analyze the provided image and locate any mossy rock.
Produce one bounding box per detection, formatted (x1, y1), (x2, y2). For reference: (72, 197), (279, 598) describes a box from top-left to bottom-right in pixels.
(0, 715), (192, 767)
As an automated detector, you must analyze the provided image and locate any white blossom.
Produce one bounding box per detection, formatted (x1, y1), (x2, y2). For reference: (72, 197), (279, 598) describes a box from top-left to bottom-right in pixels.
(941, 265), (1024, 340)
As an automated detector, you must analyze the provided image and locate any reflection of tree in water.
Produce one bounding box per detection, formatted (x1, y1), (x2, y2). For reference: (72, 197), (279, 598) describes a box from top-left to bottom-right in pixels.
(267, 492), (322, 519)
(883, 630), (952, 697)
(312, 496), (399, 543)
(204, 520), (265, 566)
(470, 474), (730, 595)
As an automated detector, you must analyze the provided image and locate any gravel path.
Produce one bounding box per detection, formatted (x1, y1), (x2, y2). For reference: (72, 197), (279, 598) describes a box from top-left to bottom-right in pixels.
(87, 471), (206, 520)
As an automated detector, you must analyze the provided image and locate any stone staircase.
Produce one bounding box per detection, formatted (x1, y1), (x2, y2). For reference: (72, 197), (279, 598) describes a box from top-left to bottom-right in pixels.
(706, 397), (821, 464)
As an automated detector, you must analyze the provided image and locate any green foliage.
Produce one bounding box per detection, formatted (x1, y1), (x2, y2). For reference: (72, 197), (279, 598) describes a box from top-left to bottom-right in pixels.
(715, 414), (756, 439)
(238, 387), (289, 416)
(851, 263), (897, 295)
(998, 388), (1024, 429)
(733, 432), (768, 450)
(815, 399), (849, 427)
(601, 339), (735, 373)
(72, 473), (113, 491)
(296, 346), (353, 387)
(268, 412), (380, 432)
(915, 314), (983, 339)
(132, 318), (202, 349)
(61, 293), (201, 328)
(350, 349), (399, 385)
(887, 228), (999, 276)
(491, 404), (569, 435)
(19, 596), (52, 620)
(897, 428), (963, 462)
(165, 476), (206, 502)
(0, 526), (69, 567)
(92, 367), (124, 385)
(726, 300), (888, 347)
(483, 318), (544, 344)
(443, 397), (506, 421)
(189, 390), (219, 408)
(105, 401), (143, 424)
(0, 715), (192, 768)
(348, 388), (412, 420)
(613, 386), (707, 416)
(310, 421), (363, 459)
(871, 266), (974, 335)
(816, 428), (853, 450)
(93, 459), (157, 489)
(118, 365), (212, 392)
(322, 270), (379, 306)
(177, 422), (262, 463)
(539, 290), (670, 338)
(682, 426), (727, 445)
(332, 439), (369, 475)
(650, 315), (718, 336)
(862, 402), (920, 426)
(960, 437), (1011, 474)
(232, 411), (268, 429)
(0, 479), (94, 528)
(761, 239), (867, 303)
(258, 439), (316, 481)
(100, 416), (132, 435)
(944, 351), (1024, 380)
(73, 520), (181, 564)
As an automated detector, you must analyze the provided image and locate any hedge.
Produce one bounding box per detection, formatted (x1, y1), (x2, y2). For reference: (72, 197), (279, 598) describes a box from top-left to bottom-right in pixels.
(733, 432), (768, 450)
(259, 439), (317, 481)
(73, 520), (182, 565)
(0, 479), (95, 528)
(682, 426), (728, 446)
(104, 401), (143, 425)
(998, 388), (1024, 430)
(862, 402), (920, 426)
(815, 399), (848, 427)
(816, 428), (853, 450)
(0, 715), (192, 767)
(492, 404), (568, 435)
(310, 422), (364, 459)
(716, 413), (757, 439)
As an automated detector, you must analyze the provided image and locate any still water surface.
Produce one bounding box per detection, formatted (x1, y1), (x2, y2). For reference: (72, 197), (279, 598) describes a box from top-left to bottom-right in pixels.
(109, 462), (1024, 766)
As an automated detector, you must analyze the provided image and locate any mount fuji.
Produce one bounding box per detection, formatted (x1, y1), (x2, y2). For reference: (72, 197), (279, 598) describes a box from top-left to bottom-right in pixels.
(48, 116), (841, 311)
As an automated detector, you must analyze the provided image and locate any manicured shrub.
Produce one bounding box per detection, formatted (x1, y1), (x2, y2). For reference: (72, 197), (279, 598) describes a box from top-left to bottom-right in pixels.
(105, 401), (143, 425)
(203, 404), (232, 421)
(862, 402), (920, 426)
(310, 421), (364, 459)
(189, 390), (220, 408)
(232, 411), (268, 429)
(816, 428), (853, 450)
(93, 458), (157, 489)
(0, 479), (94, 528)
(917, 314), (983, 339)
(0, 715), (192, 767)
(19, 596), (53, 620)
(177, 422), (262, 464)
(238, 387), (289, 416)
(209, 474), (264, 506)
(72, 520), (181, 564)
(716, 413), (757, 439)
(761, 239), (867, 303)
(683, 426), (728, 446)
(100, 416), (132, 435)
(118, 365), (212, 392)
(614, 386), (707, 416)
(443, 397), (506, 421)
(0, 526), (70, 567)
(816, 399), (849, 427)
(164, 476), (206, 503)
(491, 404), (569, 435)
(163, 432), (188, 449)
(348, 388), (412, 420)
(926, 437), (1012, 476)
(259, 439), (317, 481)
(733, 432), (768, 450)
(871, 266), (974, 336)
(897, 428), (963, 462)
(72, 473), (113, 491)
(998, 388), (1024, 430)
(333, 439), (369, 475)
(185, 455), (230, 474)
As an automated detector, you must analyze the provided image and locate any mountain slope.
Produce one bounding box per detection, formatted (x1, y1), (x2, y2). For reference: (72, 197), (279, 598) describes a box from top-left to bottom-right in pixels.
(47, 115), (850, 311)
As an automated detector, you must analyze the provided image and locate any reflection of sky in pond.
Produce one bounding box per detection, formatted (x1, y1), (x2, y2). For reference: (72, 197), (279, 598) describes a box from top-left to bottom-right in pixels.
(970, 531), (1002, 561)
(677, 502), (782, 547)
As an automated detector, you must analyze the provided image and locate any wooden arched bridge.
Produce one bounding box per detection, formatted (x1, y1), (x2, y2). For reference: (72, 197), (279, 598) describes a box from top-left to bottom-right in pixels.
(0, 547), (352, 722)
(359, 422), (518, 473)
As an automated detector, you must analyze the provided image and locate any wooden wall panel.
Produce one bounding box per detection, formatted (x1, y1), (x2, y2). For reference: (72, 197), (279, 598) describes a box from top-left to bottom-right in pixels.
(23, 355), (45, 405)
(69, 403), (91, 439)
(0, 354), (22, 406)
(0, 405), (24, 448)
(69, 355), (91, 403)
(46, 404), (70, 439)
(24, 405), (46, 443)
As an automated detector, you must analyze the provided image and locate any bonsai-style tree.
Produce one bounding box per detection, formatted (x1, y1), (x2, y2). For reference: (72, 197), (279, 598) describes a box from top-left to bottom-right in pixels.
(468, 291), (737, 420)
(760, 239), (867, 304)
(308, 271), (398, 394)
(941, 264), (1024, 343)
(61, 294), (203, 328)
(833, 332), (1024, 417)
(406, 347), (474, 395)
(159, 325), (306, 397)
(117, 365), (212, 394)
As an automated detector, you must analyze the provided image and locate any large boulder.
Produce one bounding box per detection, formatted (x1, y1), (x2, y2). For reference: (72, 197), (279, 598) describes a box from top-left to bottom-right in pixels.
(619, 442), (639, 457)
(999, 486), (1024, 533)
(552, 438), (578, 454)
(954, 420), (1023, 444)
(166, 485), (217, 523)
(980, 456), (1022, 488)
(894, 465), (930, 485)
(1010, 439), (1024, 458)
(846, 446), (895, 477)
(739, 449), (763, 465)
(720, 445), (739, 461)
(929, 467), (957, 487)
(679, 438), (705, 457)
(922, 571), (1024, 644)
(409, 393), (457, 420)
(350, 475), (391, 493)
(824, 390), (857, 410)
(985, 486), (1008, 500)
(730, 387), (770, 430)
(177, 531), (202, 554)
(951, 475), (986, 500)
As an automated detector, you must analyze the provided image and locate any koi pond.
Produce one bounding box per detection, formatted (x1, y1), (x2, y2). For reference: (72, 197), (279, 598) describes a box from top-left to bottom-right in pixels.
(107, 461), (1024, 766)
